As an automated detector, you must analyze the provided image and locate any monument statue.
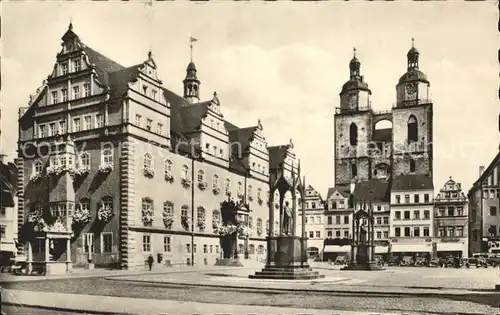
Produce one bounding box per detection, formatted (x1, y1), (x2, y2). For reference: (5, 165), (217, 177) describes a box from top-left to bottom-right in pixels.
(282, 205), (292, 235)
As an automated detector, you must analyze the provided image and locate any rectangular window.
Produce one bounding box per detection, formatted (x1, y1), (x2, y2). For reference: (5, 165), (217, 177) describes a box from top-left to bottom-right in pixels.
(327, 230), (333, 238)
(439, 228), (445, 237)
(490, 206), (497, 216)
(395, 227), (401, 237)
(395, 211), (401, 220)
(73, 59), (81, 72)
(376, 217), (382, 225)
(84, 116), (92, 130)
(335, 230), (341, 237)
(61, 62), (68, 75)
(448, 207), (455, 216)
(404, 194), (410, 203)
(203, 244), (208, 253)
(413, 227), (420, 237)
(336, 216), (341, 224)
(73, 118), (81, 132)
(151, 89), (157, 100)
(193, 244), (197, 253)
(135, 114), (142, 127)
(331, 202), (337, 209)
(457, 207), (464, 216)
(316, 216), (321, 223)
(438, 207), (445, 216)
(315, 231), (320, 238)
(339, 200), (345, 208)
(424, 194), (430, 203)
(447, 227), (455, 237)
(328, 216), (332, 224)
(84, 83), (91, 97)
(157, 123), (163, 135)
(404, 227), (411, 237)
(343, 216), (349, 224)
(39, 124), (46, 138)
(424, 210), (430, 219)
(62, 88), (68, 102)
(414, 194), (419, 203)
(95, 114), (104, 128)
(164, 236), (171, 252)
(404, 211), (410, 220)
(0, 225), (5, 239)
(146, 119), (152, 131)
(456, 227), (463, 237)
(52, 91), (58, 104)
(215, 245), (219, 253)
(413, 210), (420, 219)
(383, 217), (389, 225)
(376, 231), (381, 239)
(142, 235), (151, 252)
(490, 225), (497, 236)
(423, 227), (429, 237)
(383, 231), (389, 239)
(344, 230), (349, 238)
(59, 121), (66, 134)
(395, 195), (401, 204)
(49, 123), (56, 136)
(73, 86), (80, 99)
(101, 232), (113, 253)
(186, 244), (191, 253)
(311, 202), (316, 209)
(309, 231), (314, 238)
(82, 233), (94, 253)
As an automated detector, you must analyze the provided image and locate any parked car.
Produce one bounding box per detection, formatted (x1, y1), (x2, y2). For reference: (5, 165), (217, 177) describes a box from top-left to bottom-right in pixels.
(374, 255), (385, 266)
(400, 256), (414, 267)
(387, 257), (400, 266)
(428, 258), (440, 267)
(462, 258), (470, 268)
(444, 256), (461, 268)
(476, 257), (488, 268)
(469, 253), (489, 268)
(487, 254), (500, 267)
(414, 257), (428, 267)
(334, 256), (347, 265)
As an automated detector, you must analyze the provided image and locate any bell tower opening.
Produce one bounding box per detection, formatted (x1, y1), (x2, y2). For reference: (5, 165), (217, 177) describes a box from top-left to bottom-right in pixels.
(407, 115), (418, 143)
(349, 123), (358, 146)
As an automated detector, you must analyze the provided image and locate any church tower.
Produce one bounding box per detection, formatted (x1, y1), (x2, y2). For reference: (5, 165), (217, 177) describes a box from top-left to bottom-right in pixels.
(392, 39), (433, 178)
(334, 49), (373, 188)
(183, 36), (200, 104)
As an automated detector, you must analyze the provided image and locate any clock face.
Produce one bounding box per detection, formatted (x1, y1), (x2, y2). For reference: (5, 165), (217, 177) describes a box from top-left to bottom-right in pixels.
(405, 82), (418, 95)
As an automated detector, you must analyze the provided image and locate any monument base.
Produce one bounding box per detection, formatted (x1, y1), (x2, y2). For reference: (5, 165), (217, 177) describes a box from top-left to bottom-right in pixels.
(341, 262), (385, 271)
(250, 236), (324, 280)
(215, 258), (244, 267)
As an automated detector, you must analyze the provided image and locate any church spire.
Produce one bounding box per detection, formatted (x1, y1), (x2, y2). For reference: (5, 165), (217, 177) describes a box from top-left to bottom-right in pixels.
(183, 35), (200, 103)
(349, 47), (361, 79)
(407, 38), (420, 71)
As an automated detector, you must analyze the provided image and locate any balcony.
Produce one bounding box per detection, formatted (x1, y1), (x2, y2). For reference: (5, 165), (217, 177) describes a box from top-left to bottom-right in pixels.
(335, 106), (370, 115)
(392, 99), (432, 108)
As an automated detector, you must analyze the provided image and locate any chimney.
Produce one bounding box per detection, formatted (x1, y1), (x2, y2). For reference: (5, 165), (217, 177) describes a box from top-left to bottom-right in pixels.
(479, 166), (485, 177)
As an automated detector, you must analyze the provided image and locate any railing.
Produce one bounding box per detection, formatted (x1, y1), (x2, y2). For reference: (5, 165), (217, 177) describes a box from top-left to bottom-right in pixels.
(392, 99), (432, 108)
(371, 109), (392, 115)
(335, 106), (371, 115)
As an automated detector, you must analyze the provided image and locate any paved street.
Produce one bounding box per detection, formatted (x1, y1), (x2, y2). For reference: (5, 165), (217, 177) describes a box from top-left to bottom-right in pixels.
(1, 265), (500, 314)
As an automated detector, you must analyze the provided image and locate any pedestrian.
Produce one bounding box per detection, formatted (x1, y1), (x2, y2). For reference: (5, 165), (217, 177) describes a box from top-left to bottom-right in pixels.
(147, 254), (154, 271)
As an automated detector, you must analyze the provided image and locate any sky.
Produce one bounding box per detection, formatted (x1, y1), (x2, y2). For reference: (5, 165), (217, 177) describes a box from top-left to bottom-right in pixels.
(1, 1), (499, 197)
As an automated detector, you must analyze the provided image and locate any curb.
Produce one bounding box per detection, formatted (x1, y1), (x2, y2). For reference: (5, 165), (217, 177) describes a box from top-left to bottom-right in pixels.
(0, 302), (135, 315)
(104, 277), (500, 298)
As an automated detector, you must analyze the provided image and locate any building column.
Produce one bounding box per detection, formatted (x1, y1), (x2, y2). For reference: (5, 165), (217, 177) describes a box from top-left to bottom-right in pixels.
(291, 194), (297, 237)
(27, 241), (33, 273)
(66, 238), (71, 263)
(45, 237), (50, 262)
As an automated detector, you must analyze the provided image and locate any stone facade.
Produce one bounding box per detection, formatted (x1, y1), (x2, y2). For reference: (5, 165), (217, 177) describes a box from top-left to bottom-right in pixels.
(16, 24), (298, 270)
(296, 185), (324, 259)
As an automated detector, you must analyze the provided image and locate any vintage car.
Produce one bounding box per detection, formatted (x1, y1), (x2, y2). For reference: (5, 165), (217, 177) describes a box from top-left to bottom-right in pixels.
(414, 257), (428, 267)
(400, 256), (415, 267)
(374, 255), (385, 266)
(444, 256), (461, 268)
(334, 255), (347, 265)
(428, 258), (440, 267)
(387, 257), (400, 266)
(461, 258), (470, 268)
(487, 254), (500, 267)
(470, 253), (489, 268)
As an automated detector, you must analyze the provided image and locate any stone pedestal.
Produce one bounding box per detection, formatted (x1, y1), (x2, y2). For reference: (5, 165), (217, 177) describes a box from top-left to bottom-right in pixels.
(45, 262), (71, 275)
(341, 244), (384, 271)
(250, 236), (324, 280)
(86, 262), (95, 270)
(215, 258), (243, 267)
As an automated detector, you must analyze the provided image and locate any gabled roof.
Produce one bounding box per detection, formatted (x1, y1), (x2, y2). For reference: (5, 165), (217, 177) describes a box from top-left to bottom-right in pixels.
(228, 126), (258, 154)
(268, 145), (291, 170)
(391, 175), (433, 191)
(470, 151), (500, 192)
(326, 186), (350, 200)
(178, 102), (211, 134)
(108, 65), (142, 99)
(354, 178), (390, 202)
(83, 46), (126, 87)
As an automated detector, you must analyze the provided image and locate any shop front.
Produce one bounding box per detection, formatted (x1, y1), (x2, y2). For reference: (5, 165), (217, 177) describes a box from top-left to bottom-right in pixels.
(436, 239), (468, 258)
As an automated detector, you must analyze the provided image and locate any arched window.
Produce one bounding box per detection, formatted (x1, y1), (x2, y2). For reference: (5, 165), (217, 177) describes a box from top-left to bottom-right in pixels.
(351, 163), (358, 177)
(142, 197), (154, 226)
(163, 201), (173, 215)
(407, 115), (418, 143)
(164, 159), (173, 175)
(181, 165), (189, 179)
(225, 178), (231, 194)
(79, 198), (90, 212)
(197, 170), (204, 183)
(34, 160), (43, 173)
(249, 244), (255, 255)
(248, 216), (253, 228)
(237, 182), (242, 195)
(349, 123), (358, 146)
(409, 158), (416, 173)
(101, 195), (113, 211)
(257, 188), (262, 201)
(213, 174), (219, 188)
(101, 144), (113, 165)
(197, 206), (206, 231)
(258, 244), (265, 254)
(80, 153), (90, 168)
(143, 153), (153, 169)
(248, 185), (253, 198)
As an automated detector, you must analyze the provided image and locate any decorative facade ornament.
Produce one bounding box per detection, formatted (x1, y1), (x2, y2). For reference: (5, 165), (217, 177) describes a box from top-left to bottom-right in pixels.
(98, 164), (113, 173)
(73, 207), (91, 225)
(198, 181), (207, 191)
(143, 166), (155, 178)
(181, 178), (192, 189)
(164, 173), (174, 183)
(97, 206), (114, 222)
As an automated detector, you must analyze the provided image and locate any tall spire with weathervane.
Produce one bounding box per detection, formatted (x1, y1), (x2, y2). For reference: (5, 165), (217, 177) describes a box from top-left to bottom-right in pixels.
(183, 35), (200, 104)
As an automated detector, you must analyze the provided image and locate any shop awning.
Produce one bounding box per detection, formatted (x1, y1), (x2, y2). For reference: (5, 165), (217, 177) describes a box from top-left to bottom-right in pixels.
(375, 246), (389, 254)
(324, 245), (351, 253)
(391, 244), (432, 253)
(0, 242), (17, 253)
(437, 243), (465, 252)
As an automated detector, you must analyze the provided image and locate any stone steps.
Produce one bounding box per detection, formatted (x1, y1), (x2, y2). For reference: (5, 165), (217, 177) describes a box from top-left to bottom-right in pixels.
(249, 267), (325, 280)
